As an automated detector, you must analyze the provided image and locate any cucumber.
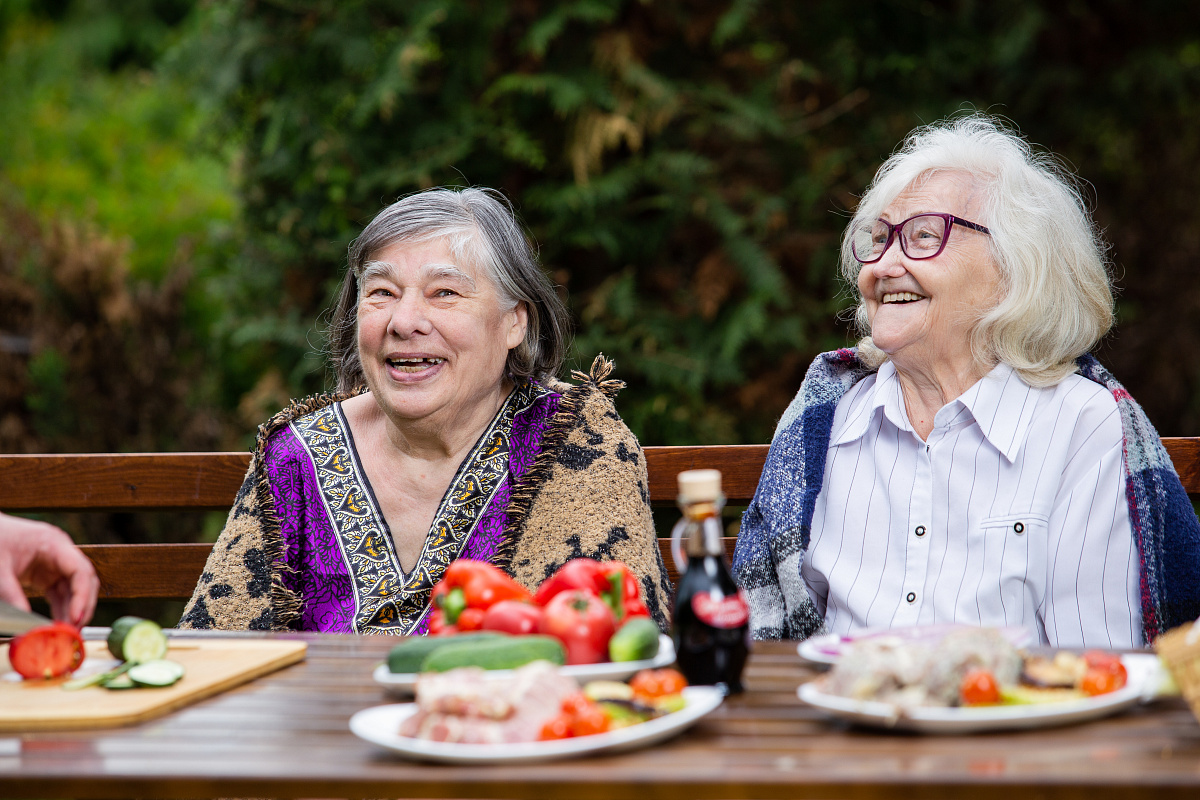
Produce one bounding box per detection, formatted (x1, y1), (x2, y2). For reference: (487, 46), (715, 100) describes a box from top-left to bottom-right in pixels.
(128, 659), (186, 688)
(102, 673), (138, 690)
(608, 617), (661, 662)
(420, 635), (566, 673)
(386, 632), (506, 674)
(107, 616), (169, 663)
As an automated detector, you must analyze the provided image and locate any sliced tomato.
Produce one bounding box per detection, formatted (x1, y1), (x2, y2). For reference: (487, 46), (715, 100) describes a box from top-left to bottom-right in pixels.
(8, 622), (84, 680)
(629, 668), (688, 701)
(959, 668), (1000, 705)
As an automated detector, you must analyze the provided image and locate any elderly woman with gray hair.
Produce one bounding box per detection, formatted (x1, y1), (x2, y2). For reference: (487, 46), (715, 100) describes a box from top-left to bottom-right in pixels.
(734, 116), (1200, 648)
(183, 188), (671, 633)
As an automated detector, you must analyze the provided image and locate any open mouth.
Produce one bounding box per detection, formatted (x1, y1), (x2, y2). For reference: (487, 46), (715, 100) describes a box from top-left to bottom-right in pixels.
(882, 292), (927, 304)
(386, 357), (445, 373)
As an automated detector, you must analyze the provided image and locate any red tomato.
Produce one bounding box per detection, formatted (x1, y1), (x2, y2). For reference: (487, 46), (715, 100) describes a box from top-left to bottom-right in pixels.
(629, 668), (688, 701)
(538, 713), (572, 740)
(427, 610), (456, 636)
(8, 622), (84, 680)
(959, 668), (1000, 705)
(568, 703), (610, 737)
(1081, 664), (1127, 696)
(456, 607), (486, 632)
(538, 590), (616, 665)
(481, 600), (543, 635)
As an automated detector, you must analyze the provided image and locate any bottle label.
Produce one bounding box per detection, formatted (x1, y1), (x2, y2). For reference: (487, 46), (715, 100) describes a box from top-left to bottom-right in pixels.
(691, 589), (750, 629)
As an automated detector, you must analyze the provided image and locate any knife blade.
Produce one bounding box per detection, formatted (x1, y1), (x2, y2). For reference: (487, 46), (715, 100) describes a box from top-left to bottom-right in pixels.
(0, 599), (52, 636)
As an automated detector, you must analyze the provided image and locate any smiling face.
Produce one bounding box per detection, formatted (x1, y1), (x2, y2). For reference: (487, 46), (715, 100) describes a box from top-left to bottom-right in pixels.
(356, 237), (528, 431)
(856, 171), (1002, 379)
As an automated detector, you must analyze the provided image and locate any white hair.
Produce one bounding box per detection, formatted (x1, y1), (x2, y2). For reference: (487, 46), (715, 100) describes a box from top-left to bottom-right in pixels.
(840, 114), (1115, 387)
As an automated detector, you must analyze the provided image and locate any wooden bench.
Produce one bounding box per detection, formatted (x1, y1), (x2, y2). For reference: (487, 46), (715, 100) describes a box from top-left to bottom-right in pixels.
(2, 440), (1199, 601)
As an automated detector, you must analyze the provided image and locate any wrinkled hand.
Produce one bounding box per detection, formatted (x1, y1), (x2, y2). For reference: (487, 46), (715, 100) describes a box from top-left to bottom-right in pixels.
(0, 513), (99, 627)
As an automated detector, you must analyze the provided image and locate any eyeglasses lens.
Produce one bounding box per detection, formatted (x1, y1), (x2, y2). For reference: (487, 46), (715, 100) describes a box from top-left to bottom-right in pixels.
(900, 215), (947, 258)
(852, 220), (891, 262)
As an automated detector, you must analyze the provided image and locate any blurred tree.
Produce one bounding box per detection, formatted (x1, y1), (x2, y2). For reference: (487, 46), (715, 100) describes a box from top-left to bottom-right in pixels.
(166, 0), (1200, 444)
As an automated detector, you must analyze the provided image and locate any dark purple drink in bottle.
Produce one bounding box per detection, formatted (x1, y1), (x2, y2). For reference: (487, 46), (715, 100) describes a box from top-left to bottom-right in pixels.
(670, 469), (750, 694)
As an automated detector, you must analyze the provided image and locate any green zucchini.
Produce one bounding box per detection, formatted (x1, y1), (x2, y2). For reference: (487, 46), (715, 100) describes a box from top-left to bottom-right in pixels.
(107, 616), (169, 663)
(386, 632), (505, 674)
(420, 634), (566, 673)
(128, 659), (186, 688)
(608, 617), (661, 662)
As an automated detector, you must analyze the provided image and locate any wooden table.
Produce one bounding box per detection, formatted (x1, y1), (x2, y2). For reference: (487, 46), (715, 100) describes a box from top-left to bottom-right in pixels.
(2, 633), (1199, 800)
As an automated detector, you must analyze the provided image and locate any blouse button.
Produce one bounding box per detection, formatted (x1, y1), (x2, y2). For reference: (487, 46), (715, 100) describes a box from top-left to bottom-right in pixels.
(1014, 522), (1025, 535)
(906, 592), (917, 603)
(915, 525), (927, 537)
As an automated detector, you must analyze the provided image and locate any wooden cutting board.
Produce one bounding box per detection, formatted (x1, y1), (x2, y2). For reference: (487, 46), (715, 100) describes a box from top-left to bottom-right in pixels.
(0, 638), (307, 731)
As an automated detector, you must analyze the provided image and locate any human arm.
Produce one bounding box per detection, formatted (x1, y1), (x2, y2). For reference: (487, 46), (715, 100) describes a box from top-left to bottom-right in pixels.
(506, 364), (674, 630)
(1042, 400), (1140, 648)
(0, 512), (98, 627)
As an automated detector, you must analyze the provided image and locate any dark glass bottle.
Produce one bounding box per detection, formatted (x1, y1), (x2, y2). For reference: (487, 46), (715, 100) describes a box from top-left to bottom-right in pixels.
(670, 469), (750, 694)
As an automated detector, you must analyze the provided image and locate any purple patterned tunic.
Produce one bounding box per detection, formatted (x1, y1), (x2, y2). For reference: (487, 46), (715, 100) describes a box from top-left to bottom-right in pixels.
(261, 381), (560, 634)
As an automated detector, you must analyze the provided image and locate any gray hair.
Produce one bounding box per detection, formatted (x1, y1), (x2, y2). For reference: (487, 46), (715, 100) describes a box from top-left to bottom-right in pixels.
(328, 187), (570, 391)
(840, 114), (1115, 387)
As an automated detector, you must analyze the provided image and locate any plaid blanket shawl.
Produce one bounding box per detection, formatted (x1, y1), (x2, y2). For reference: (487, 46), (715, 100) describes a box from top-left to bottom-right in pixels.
(731, 348), (1200, 644)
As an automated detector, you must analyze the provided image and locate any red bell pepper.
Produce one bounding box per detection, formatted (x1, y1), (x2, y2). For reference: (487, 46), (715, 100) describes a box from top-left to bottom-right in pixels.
(534, 559), (649, 621)
(481, 599), (544, 635)
(429, 559), (533, 627)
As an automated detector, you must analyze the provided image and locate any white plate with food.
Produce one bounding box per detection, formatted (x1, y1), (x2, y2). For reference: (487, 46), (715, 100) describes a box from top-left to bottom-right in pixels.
(798, 624), (1034, 665)
(798, 652), (1160, 733)
(350, 683), (722, 763)
(373, 634), (676, 695)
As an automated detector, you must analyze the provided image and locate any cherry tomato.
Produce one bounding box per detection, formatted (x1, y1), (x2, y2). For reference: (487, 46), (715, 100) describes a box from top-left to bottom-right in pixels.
(8, 622), (84, 680)
(568, 703), (610, 737)
(538, 590), (616, 665)
(1081, 664), (1127, 696)
(959, 668), (1000, 705)
(629, 668), (688, 701)
(456, 607), (486, 632)
(538, 713), (572, 740)
(481, 600), (543, 635)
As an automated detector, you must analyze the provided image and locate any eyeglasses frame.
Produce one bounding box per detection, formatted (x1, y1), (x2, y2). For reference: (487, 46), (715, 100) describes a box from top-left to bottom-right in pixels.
(852, 213), (991, 264)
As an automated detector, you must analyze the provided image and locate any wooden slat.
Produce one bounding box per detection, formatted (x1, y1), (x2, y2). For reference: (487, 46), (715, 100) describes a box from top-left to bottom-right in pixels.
(644, 445), (769, 505)
(4, 439), (1198, 513)
(80, 543), (213, 599)
(1163, 437), (1200, 498)
(0, 453), (250, 512)
(0, 446), (769, 510)
(73, 538), (737, 600)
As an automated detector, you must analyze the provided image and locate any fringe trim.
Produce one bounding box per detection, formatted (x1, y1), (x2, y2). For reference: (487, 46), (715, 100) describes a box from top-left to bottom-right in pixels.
(494, 355), (622, 575)
(572, 352), (624, 399)
(254, 389), (362, 630)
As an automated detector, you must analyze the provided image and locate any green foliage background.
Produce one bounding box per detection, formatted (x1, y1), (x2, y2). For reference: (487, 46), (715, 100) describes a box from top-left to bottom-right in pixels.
(3, 0), (1200, 525)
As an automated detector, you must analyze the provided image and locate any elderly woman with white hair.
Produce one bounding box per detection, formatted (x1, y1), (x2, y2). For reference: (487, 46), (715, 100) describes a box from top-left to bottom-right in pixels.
(733, 116), (1200, 647)
(182, 187), (672, 633)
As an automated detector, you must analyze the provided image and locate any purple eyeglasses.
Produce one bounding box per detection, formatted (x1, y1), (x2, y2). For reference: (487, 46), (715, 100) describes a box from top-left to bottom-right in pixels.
(851, 213), (991, 264)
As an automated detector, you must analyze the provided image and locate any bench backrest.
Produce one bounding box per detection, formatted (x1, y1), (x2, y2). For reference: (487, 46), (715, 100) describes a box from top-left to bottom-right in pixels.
(3, 439), (1198, 599)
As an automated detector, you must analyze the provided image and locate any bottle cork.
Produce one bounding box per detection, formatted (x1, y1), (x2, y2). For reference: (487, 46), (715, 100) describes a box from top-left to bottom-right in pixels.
(677, 469), (722, 504)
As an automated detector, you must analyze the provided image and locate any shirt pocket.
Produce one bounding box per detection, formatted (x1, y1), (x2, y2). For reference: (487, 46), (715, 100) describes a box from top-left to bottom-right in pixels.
(974, 512), (1050, 609)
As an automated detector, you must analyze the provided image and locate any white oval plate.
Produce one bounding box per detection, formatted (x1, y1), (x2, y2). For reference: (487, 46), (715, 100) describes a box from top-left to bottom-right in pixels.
(797, 653), (1160, 734)
(373, 634), (676, 695)
(797, 624), (1034, 665)
(349, 684), (722, 764)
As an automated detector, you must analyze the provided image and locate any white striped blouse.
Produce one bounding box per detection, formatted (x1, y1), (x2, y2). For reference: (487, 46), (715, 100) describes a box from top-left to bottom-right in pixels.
(800, 360), (1141, 649)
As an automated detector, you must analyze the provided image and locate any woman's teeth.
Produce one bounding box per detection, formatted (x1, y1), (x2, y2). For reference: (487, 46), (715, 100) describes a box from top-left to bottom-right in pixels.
(386, 357), (445, 373)
(882, 292), (926, 304)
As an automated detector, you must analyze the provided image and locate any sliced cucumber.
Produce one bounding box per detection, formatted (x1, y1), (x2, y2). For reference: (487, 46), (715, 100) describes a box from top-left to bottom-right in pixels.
(102, 673), (138, 690)
(64, 662), (134, 691)
(107, 617), (169, 663)
(127, 659), (185, 688)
